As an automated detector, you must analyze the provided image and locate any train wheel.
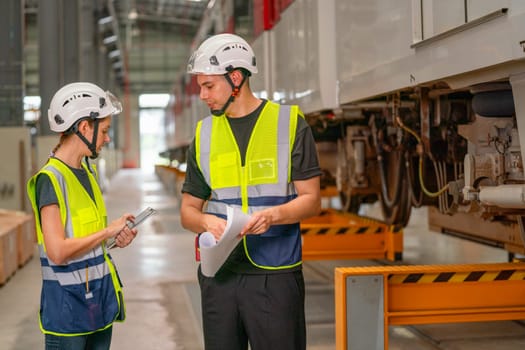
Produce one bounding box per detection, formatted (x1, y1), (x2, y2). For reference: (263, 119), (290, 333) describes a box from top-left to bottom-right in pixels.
(336, 138), (361, 213)
(378, 150), (412, 226)
(517, 216), (525, 252)
(339, 191), (361, 213)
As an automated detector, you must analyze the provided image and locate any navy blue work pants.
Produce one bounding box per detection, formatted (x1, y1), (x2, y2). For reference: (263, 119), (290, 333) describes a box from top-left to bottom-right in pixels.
(44, 326), (112, 350)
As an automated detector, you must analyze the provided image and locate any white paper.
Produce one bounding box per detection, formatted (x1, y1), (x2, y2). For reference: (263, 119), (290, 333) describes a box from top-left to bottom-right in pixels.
(199, 206), (251, 277)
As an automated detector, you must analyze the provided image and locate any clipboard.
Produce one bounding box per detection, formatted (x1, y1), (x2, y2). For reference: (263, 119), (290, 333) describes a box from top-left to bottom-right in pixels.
(106, 207), (156, 249)
(127, 207), (156, 229)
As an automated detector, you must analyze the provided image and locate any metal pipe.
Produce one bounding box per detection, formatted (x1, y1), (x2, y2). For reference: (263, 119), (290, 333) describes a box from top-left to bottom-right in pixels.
(353, 140), (365, 177)
(479, 184), (525, 208)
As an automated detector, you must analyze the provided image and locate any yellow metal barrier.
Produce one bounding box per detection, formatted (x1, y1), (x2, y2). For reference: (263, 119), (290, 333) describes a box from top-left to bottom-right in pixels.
(300, 209), (403, 261)
(335, 262), (525, 349)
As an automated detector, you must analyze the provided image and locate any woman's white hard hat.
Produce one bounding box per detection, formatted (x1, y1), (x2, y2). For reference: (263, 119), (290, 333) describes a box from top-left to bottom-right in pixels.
(187, 33), (258, 75)
(48, 82), (122, 133)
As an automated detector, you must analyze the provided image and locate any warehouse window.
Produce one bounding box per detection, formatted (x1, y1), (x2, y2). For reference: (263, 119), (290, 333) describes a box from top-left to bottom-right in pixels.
(139, 93), (170, 172)
(24, 96), (41, 123)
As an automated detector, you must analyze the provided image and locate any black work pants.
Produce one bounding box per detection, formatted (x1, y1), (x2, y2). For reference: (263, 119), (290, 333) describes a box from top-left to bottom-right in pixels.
(198, 267), (306, 350)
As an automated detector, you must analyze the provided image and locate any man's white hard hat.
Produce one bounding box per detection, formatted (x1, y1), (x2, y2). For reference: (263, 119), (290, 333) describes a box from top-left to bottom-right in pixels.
(187, 33), (258, 75)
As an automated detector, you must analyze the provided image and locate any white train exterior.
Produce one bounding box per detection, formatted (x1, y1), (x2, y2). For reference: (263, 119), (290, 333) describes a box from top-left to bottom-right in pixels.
(166, 0), (525, 256)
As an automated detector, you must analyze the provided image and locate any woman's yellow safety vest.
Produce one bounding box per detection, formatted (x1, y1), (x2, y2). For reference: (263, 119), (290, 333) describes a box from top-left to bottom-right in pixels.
(27, 158), (125, 336)
(196, 101), (302, 269)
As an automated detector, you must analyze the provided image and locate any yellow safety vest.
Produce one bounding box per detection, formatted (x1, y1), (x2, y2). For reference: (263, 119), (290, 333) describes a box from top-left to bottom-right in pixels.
(196, 101), (302, 269)
(27, 158), (125, 336)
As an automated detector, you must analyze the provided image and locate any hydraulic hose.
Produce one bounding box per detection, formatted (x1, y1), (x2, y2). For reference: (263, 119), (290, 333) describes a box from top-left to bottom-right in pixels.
(395, 116), (449, 198)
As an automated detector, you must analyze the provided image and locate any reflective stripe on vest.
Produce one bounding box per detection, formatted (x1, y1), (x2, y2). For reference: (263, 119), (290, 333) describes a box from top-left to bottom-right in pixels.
(196, 101), (302, 269)
(27, 158), (124, 336)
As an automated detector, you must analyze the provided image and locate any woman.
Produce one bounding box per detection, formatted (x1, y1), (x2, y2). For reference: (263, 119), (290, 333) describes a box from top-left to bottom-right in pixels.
(27, 82), (138, 350)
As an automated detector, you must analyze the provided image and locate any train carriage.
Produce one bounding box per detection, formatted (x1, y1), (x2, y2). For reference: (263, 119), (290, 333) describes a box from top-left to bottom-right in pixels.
(165, 0), (525, 256)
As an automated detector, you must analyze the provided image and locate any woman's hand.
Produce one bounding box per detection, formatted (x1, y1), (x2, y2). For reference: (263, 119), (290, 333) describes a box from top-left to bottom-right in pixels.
(106, 213), (134, 238)
(107, 213), (138, 248)
(114, 225), (138, 248)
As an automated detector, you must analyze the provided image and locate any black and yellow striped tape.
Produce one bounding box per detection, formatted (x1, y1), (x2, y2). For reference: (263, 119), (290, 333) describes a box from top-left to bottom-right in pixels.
(388, 269), (525, 284)
(300, 226), (385, 235)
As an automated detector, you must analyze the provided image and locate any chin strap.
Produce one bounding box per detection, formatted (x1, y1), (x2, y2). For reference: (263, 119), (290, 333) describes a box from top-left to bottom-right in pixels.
(70, 114), (101, 159)
(211, 70), (249, 116)
(84, 156), (93, 173)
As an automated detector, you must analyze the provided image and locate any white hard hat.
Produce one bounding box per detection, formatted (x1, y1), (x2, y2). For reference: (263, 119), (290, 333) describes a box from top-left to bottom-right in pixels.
(48, 82), (123, 133)
(187, 33), (258, 75)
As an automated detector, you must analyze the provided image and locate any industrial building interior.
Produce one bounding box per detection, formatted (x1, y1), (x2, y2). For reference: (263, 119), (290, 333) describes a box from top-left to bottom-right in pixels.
(1, 1), (525, 349)
(18, 0), (213, 175)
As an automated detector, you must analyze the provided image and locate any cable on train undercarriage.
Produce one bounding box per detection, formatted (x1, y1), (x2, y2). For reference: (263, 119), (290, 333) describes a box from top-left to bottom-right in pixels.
(405, 154), (424, 208)
(395, 116), (450, 199)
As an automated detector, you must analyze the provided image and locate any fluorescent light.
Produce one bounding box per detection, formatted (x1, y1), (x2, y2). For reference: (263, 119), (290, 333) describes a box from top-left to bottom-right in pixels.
(139, 94), (170, 108)
(128, 8), (138, 20)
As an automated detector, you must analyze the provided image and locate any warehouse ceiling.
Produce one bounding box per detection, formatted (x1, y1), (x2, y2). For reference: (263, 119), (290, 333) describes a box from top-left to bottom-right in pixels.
(24, 0), (209, 96)
(111, 0), (208, 93)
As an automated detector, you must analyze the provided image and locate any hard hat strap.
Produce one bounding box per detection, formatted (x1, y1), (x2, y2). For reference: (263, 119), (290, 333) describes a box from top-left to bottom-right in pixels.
(211, 70), (248, 116)
(73, 118), (100, 159)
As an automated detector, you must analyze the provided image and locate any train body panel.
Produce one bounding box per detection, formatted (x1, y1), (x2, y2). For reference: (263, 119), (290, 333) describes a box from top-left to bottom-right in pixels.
(335, 0), (414, 103)
(270, 0), (338, 114)
(336, 1), (525, 103)
(251, 31), (273, 99)
(164, 0), (525, 255)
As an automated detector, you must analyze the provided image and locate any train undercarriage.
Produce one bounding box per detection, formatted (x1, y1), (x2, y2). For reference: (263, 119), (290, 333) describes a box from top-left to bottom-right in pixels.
(309, 79), (525, 256)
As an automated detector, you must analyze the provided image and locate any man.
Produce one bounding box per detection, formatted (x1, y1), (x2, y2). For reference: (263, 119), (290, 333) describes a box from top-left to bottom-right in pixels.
(180, 33), (321, 350)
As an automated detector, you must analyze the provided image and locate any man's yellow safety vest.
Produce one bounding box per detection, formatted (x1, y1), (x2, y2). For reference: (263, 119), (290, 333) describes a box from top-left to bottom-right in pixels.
(196, 101), (302, 269)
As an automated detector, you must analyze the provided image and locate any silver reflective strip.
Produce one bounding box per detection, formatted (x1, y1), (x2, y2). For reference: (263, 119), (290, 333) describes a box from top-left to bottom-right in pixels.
(199, 117), (212, 183)
(38, 245), (45, 257)
(65, 246), (104, 264)
(206, 200), (278, 216)
(277, 104), (291, 185)
(246, 182), (296, 197)
(211, 187), (239, 200)
(212, 182), (296, 200)
(206, 201), (229, 215)
(39, 243), (104, 262)
(39, 242), (108, 285)
(43, 165), (74, 238)
(41, 261), (111, 285)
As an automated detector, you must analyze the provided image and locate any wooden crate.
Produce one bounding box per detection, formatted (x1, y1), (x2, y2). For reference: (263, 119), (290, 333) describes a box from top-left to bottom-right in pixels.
(0, 220), (18, 285)
(0, 210), (36, 268)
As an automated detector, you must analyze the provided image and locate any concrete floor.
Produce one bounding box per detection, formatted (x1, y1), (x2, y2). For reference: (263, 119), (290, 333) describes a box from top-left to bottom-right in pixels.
(1, 169), (524, 350)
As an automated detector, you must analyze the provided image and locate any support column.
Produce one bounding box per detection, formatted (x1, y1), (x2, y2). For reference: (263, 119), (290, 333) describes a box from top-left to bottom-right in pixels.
(0, 0), (24, 126)
(0, 0), (32, 211)
(79, 1), (96, 81)
(38, 0), (80, 136)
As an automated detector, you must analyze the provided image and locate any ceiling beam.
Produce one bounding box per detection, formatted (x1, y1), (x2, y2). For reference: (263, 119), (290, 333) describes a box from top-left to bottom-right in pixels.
(131, 13), (201, 27)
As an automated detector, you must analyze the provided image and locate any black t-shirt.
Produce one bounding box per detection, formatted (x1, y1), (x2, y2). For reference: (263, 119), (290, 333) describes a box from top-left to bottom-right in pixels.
(36, 157), (96, 210)
(182, 99), (322, 274)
